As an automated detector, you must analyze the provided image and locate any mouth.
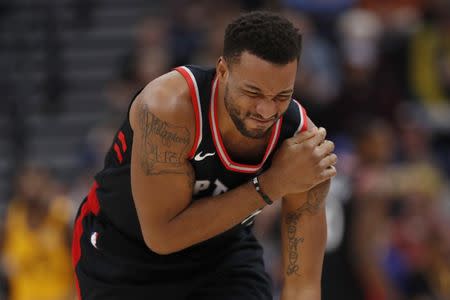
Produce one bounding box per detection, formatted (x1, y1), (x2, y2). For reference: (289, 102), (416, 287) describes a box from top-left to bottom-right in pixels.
(248, 117), (275, 126)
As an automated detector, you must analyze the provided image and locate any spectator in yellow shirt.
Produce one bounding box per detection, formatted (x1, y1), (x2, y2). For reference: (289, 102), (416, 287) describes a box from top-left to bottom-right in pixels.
(1, 166), (75, 300)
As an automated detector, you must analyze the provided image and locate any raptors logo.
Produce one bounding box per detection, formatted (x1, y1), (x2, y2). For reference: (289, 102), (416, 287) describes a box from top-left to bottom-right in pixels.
(193, 179), (229, 196)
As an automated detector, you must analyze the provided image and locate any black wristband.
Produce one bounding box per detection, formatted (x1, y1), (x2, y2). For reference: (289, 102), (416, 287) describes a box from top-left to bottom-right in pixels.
(251, 176), (273, 205)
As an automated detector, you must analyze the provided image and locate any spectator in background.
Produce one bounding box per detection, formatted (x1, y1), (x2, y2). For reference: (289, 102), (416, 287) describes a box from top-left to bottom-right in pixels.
(324, 9), (409, 133)
(409, 0), (450, 106)
(167, 0), (205, 67)
(282, 0), (356, 16)
(1, 165), (74, 300)
(281, 0), (356, 41)
(360, 0), (424, 30)
(350, 119), (400, 300)
(350, 116), (450, 300)
(192, 4), (240, 66)
(389, 108), (450, 299)
(407, 0), (450, 176)
(283, 11), (341, 128)
(106, 15), (171, 124)
(321, 9), (384, 133)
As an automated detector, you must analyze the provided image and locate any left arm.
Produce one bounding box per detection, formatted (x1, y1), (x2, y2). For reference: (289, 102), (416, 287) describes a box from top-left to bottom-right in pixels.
(280, 116), (335, 299)
(280, 179), (331, 300)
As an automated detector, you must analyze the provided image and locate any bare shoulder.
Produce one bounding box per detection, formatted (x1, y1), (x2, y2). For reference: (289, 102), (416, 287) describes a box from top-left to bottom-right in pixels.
(129, 71), (195, 159)
(130, 70), (194, 131)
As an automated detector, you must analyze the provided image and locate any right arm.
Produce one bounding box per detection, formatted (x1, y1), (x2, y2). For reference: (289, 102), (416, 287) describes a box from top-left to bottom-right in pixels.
(130, 72), (280, 254)
(130, 72), (335, 254)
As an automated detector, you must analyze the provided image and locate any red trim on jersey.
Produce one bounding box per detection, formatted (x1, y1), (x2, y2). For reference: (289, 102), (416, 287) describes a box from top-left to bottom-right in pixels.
(72, 182), (100, 300)
(118, 131), (127, 152)
(209, 77), (283, 173)
(301, 106), (308, 132)
(293, 99), (308, 133)
(174, 66), (202, 159)
(114, 143), (123, 163)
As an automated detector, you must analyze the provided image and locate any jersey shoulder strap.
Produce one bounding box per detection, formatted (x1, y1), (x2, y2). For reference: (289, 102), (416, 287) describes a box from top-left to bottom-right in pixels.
(278, 99), (309, 142)
(173, 65), (215, 159)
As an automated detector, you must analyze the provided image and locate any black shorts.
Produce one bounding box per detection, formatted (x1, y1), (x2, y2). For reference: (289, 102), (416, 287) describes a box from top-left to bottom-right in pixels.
(72, 202), (272, 300)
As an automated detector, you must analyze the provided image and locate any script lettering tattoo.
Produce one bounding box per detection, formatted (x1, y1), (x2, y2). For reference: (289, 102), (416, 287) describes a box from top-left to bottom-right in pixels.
(138, 102), (190, 175)
(286, 211), (304, 276)
(285, 180), (330, 276)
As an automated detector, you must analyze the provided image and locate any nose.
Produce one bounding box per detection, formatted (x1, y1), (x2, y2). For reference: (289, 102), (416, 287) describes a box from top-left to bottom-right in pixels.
(254, 98), (277, 120)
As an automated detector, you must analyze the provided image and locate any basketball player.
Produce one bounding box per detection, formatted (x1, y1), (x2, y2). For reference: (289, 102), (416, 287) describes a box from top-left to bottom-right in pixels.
(72, 11), (337, 300)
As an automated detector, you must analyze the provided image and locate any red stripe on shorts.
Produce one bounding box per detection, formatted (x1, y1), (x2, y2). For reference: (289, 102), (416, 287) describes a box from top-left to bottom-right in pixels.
(72, 181), (100, 300)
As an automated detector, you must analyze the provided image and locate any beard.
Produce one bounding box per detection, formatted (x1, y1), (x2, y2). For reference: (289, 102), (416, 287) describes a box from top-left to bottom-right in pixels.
(224, 84), (278, 139)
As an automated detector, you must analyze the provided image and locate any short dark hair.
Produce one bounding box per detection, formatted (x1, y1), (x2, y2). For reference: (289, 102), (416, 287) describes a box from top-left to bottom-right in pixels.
(223, 11), (302, 66)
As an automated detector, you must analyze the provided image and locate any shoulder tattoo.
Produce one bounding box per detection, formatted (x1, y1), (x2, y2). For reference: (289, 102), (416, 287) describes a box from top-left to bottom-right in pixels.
(137, 101), (191, 175)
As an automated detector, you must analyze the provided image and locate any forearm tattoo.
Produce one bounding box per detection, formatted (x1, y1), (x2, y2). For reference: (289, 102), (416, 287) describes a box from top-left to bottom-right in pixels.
(285, 180), (330, 276)
(137, 102), (190, 175)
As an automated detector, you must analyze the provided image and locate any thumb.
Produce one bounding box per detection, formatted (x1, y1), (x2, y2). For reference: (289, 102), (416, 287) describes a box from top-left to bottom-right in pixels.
(288, 128), (316, 145)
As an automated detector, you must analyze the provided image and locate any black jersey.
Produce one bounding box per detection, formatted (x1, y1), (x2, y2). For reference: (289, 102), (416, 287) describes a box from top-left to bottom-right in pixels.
(74, 65), (308, 262)
(72, 65), (309, 299)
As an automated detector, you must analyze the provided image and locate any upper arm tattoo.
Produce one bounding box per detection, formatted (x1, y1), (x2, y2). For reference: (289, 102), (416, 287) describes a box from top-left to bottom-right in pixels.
(137, 102), (191, 175)
(285, 180), (330, 276)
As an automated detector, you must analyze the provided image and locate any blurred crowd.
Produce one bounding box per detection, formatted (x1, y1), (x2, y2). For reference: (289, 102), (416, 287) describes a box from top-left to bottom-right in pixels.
(2, 0), (449, 299)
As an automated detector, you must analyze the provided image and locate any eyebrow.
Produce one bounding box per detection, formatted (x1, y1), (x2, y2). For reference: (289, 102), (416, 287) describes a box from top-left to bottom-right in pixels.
(242, 84), (293, 96)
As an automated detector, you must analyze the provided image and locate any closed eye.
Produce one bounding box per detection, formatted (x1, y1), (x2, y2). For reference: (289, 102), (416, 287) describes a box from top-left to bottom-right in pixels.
(275, 95), (291, 102)
(244, 91), (261, 98)
(242, 88), (291, 101)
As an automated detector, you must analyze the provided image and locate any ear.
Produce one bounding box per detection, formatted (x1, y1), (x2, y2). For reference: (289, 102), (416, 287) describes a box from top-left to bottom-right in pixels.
(216, 57), (228, 80)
